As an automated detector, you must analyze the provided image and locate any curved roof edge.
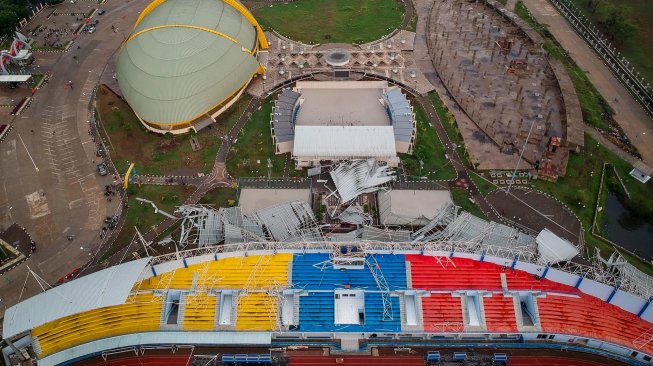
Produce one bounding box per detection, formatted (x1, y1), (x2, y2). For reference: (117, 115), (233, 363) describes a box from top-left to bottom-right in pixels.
(133, 0), (268, 49)
(2, 258), (151, 339)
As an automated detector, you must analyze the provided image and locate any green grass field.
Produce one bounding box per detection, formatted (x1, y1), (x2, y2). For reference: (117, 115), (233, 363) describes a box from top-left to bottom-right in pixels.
(399, 100), (456, 181)
(253, 0), (404, 44)
(97, 87), (248, 176)
(450, 188), (488, 220)
(102, 185), (190, 261)
(226, 99), (289, 178)
(566, 0), (653, 83)
(533, 135), (653, 273)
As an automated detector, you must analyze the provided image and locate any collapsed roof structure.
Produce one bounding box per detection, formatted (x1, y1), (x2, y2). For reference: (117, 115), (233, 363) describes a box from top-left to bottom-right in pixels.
(176, 201), (323, 247)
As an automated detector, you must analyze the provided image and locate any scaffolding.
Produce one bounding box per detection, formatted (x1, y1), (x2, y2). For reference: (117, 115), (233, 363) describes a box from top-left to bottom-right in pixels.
(366, 255), (393, 321)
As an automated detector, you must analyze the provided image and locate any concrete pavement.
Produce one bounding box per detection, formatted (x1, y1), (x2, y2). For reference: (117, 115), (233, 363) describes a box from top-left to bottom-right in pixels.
(520, 0), (653, 164)
(0, 0), (146, 315)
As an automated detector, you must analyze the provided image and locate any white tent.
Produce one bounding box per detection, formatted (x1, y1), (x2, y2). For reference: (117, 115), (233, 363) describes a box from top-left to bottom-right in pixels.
(536, 229), (579, 264)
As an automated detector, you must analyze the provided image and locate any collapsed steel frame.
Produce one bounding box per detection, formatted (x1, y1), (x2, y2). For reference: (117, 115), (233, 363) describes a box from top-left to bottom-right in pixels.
(176, 202), (322, 248)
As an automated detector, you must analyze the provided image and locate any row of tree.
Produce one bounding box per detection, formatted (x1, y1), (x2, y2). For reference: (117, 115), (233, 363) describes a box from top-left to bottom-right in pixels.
(0, 0), (62, 38)
(585, 0), (638, 43)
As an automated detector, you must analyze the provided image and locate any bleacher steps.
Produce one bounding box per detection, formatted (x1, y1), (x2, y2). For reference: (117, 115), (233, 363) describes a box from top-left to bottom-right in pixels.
(500, 273), (508, 292)
(32, 337), (43, 356)
(405, 262), (413, 288)
(399, 294), (407, 328)
(213, 294), (222, 330)
(293, 292), (300, 327)
(177, 295), (186, 325)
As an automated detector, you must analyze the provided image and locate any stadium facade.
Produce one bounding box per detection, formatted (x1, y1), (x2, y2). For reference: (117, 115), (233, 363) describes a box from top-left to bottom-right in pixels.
(4, 243), (653, 365)
(115, 0), (268, 134)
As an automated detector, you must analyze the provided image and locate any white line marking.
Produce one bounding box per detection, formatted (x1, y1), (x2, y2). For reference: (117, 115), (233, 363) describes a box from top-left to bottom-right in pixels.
(18, 133), (39, 172)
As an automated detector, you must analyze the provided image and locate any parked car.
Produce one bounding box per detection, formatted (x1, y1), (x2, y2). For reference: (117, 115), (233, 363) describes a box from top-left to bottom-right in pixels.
(88, 26), (95, 33)
(97, 163), (108, 176)
(98, 9), (105, 15)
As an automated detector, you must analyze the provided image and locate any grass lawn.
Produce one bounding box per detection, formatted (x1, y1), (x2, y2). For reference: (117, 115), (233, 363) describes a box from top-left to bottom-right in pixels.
(533, 134), (653, 274)
(253, 0), (404, 44)
(565, 0), (653, 82)
(96, 86), (249, 176)
(515, 1), (614, 130)
(31, 73), (45, 88)
(399, 100), (456, 181)
(199, 187), (238, 207)
(226, 98), (289, 178)
(451, 188), (488, 220)
(427, 92), (474, 167)
(103, 185), (190, 261)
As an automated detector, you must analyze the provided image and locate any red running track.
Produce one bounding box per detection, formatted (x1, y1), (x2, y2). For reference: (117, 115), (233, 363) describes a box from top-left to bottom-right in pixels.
(290, 356), (424, 365)
(509, 356), (614, 365)
(97, 355), (191, 366)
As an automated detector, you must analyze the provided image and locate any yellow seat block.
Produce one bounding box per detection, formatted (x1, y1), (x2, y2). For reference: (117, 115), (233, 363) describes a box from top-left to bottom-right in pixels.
(235, 293), (278, 331)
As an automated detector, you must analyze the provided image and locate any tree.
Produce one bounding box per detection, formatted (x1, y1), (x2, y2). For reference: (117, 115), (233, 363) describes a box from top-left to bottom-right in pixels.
(0, 9), (18, 38)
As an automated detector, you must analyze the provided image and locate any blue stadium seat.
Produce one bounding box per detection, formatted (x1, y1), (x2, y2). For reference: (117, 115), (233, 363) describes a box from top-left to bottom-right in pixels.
(453, 352), (467, 361)
(291, 254), (407, 290)
(426, 351), (441, 361)
(492, 353), (508, 363)
(297, 291), (401, 332)
(221, 354), (235, 362)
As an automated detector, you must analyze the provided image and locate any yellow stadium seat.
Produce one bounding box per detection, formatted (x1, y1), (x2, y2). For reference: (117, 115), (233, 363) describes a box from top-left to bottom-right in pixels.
(135, 254), (292, 291)
(32, 293), (163, 357)
(235, 293), (278, 331)
(183, 293), (217, 331)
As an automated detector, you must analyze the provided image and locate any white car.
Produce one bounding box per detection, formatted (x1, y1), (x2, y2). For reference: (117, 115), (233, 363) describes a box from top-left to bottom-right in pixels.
(88, 26), (95, 33)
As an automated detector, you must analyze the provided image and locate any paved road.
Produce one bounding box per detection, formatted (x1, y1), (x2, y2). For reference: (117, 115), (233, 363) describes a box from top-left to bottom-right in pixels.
(0, 0), (145, 314)
(521, 0), (653, 164)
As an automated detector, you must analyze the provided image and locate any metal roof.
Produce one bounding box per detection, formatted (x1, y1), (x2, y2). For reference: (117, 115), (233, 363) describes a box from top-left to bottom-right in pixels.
(116, 0), (261, 126)
(0, 75), (31, 83)
(2, 258), (150, 339)
(293, 126), (397, 159)
(536, 228), (579, 264)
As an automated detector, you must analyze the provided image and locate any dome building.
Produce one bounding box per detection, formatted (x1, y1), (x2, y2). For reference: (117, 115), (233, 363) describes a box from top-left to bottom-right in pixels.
(115, 0), (268, 133)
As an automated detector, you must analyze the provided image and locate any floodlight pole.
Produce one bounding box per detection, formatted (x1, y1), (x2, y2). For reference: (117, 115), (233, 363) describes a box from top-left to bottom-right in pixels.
(267, 158), (272, 186)
(506, 118), (536, 194)
(135, 226), (150, 257)
(419, 160), (424, 179)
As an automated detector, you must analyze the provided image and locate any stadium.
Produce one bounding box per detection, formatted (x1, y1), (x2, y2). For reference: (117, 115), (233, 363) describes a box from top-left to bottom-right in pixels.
(4, 194), (653, 365)
(114, 0), (268, 134)
(271, 81), (415, 169)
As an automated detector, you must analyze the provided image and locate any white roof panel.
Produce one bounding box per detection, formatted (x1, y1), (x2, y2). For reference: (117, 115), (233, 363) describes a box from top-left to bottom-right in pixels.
(0, 75), (31, 82)
(536, 229), (579, 264)
(293, 126), (396, 158)
(2, 258), (151, 339)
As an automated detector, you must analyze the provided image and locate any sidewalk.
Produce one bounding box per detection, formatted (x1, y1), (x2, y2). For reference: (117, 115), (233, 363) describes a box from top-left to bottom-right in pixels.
(521, 0), (653, 164)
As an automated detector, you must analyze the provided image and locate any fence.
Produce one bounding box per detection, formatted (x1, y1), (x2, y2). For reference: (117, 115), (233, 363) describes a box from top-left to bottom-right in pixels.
(547, 0), (653, 117)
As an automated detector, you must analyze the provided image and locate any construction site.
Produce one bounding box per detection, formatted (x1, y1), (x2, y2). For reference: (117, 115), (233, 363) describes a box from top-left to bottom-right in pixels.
(428, 0), (584, 179)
